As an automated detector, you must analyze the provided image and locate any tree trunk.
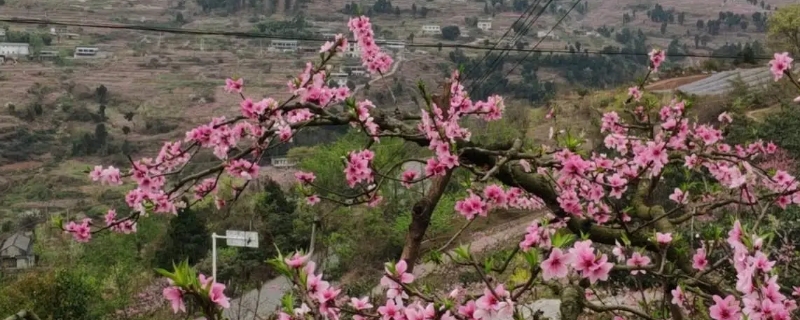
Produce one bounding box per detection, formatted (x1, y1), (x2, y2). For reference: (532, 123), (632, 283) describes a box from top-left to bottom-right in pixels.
(559, 285), (584, 320)
(399, 170), (453, 272)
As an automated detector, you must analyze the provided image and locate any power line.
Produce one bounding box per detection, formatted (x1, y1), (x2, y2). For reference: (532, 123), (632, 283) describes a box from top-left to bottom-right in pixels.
(0, 17), (776, 61)
(461, 2), (541, 81)
(483, 0), (580, 94)
(468, 0), (553, 92)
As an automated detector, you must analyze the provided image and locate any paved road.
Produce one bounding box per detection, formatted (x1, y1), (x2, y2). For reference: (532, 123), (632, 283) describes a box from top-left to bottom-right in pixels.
(223, 276), (292, 320)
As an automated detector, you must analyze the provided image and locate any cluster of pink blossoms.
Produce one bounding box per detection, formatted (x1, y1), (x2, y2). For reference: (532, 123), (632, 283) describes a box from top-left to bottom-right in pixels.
(540, 240), (613, 284)
(68, 13), (800, 320)
(417, 71), (507, 178)
(89, 165), (123, 185)
(347, 16), (393, 74)
(64, 218), (92, 242)
(768, 52), (800, 103)
(104, 209), (137, 234)
(281, 254), (522, 320)
(344, 149), (376, 188)
(648, 48), (666, 72)
(163, 274), (230, 313)
(454, 185), (544, 220)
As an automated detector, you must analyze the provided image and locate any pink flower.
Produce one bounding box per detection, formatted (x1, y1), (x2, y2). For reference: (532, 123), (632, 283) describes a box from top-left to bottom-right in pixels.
(628, 86), (642, 102)
(718, 112), (733, 124)
(65, 219), (92, 242)
(295, 171), (316, 185)
(669, 188), (689, 204)
(306, 195), (320, 205)
(692, 248), (708, 271)
(709, 295), (741, 320)
(768, 52), (793, 81)
(388, 260), (415, 284)
(401, 169), (418, 188)
(209, 282), (230, 308)
(285, 252), (310, 268)
(455, 191), (488, 220)
(671, 286), (685, 306)
(649, 48), (666, 72)
(162, 286), (186, 313)
(90, 166), (123, 186)
(541, 248), (573, 281)
(226, 159), (259, 180)
(583, 254), (613, 284)
(626, 252), (651, 275)
(656, 232), (673, 245)
(225, 78), (244, 93)
(350, 297), (373, 310)
(518, 159), (532, 172)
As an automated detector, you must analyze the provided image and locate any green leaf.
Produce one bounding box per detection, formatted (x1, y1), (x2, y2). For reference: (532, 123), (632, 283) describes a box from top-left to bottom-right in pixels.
(522, 250), (540, 267)
(552, 232), (575, 249)
(483, 257), (494, 275)
(154, 268), (174, 279)
(51, 215), (64, 229)
(454, 245), (471, 261)
(426, 249), (444, 265)
(281, 292), (295, 313)
(620, 233), (632, 247)
(385, 261), (397, 275)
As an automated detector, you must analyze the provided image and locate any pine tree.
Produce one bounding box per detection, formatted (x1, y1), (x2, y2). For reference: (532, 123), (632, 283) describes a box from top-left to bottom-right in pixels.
(155, 206), (210, 268)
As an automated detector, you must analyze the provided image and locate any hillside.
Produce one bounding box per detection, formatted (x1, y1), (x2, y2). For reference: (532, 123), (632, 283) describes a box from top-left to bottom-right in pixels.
(0, 0), (798, 318)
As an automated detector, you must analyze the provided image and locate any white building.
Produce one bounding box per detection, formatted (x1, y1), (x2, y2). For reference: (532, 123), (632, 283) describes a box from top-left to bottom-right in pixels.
(73, 46), (100, 58)
(345, 42), (360, 58)
(271, 157), (297, 167)
(0, 42), (30, 57)
(536, 31), (558, 39)
(270, 40), (299, 53)
(477, 19), (492, 31)
(383, 40), (406, 50)
(421, 25), (441, 35)
(1, 232), (36, 269)
(330, 72), (349, 87)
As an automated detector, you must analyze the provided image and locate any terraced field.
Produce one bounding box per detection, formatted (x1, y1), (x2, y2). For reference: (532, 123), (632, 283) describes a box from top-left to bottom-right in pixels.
(651, 67), (785, 96)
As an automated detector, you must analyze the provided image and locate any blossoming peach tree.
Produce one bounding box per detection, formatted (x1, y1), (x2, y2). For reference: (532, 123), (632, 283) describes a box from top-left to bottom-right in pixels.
(61, 15), (800, 320)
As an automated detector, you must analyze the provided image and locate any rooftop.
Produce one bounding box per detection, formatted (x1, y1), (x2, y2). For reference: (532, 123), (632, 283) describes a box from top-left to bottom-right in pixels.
(1, 232), (33, 256)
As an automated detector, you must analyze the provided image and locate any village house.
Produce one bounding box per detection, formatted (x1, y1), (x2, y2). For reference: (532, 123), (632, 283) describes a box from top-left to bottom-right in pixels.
(345, 42), (360, 58)
(421, 25), (441, 35)
(329, 72), (349, 87)
(74, 46), (100, 58)
(270, 156), (297, 167)
(36, 50), (60, 61)
(383, 40), (406, 51)
(269, 40), (299, 53)
(0, 42), (30, 57)
(477, 19), (492, 31)
(1, 231), (36, 269)
(536, 31), (558, 39)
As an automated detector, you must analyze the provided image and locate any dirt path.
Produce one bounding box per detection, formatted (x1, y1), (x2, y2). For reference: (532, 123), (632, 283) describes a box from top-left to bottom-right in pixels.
(370, 211), (545, 296)
(745, 105), (780, 122)
(352, 51), (405, 96)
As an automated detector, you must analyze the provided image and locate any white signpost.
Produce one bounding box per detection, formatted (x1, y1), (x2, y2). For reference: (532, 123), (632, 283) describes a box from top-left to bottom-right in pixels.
(212, 230), (259, 281)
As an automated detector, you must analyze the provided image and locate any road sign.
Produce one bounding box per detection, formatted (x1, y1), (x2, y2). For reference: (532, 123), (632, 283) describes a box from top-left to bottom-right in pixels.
(225, 230), (259, 248)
